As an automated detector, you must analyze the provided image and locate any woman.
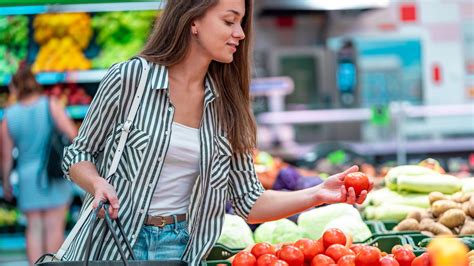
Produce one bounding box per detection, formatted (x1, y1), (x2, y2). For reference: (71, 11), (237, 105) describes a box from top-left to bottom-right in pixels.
(61, 0), (370, 264)
(1, 63), (77, 264)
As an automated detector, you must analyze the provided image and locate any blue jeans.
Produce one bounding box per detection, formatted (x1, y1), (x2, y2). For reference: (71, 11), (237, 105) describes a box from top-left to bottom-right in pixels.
(132, 219), (190, 260)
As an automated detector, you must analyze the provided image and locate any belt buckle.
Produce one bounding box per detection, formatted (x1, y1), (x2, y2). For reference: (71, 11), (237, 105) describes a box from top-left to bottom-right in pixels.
(157, 216), (166, 227)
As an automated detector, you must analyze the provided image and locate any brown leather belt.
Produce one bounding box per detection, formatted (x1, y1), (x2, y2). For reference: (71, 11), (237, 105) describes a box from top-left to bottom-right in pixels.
(144, 214), (186, 228)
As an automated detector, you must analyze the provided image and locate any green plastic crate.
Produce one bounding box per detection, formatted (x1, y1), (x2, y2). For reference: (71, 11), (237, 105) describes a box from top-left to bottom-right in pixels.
(205, 260), (231, 266)
(206, 244), (242, 261)
(363, 235), (412, 253)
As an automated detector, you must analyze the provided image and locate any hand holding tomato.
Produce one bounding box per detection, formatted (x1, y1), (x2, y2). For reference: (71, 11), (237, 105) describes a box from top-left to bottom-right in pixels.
(314, 165), (372, 205)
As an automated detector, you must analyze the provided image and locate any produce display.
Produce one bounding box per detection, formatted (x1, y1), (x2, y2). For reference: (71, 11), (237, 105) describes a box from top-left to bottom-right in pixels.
(44, 83), (92, 106)
(228, 229), (472, 266)
(0, 207), (19, 227)
(363, 160), (468, 222)
(0, 15), (29, 75)
(394, 191), (474, 236)
(32, 13), (92, 72)
(91, 11), (158, 69)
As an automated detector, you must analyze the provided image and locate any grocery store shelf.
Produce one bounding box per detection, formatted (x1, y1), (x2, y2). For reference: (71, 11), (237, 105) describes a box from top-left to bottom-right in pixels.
(257, 104), (474, 125)
(0, 70), (108, 86)
(0, 105), (89, 120)
(348, 138), (474, 156)
(0, 1), (163, 15)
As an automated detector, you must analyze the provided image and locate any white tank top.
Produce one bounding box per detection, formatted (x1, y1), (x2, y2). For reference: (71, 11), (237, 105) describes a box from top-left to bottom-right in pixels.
(148, 122), (200, 216)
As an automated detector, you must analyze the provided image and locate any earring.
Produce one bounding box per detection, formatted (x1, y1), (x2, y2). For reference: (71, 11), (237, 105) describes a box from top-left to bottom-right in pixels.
(193, 29), (198, 35)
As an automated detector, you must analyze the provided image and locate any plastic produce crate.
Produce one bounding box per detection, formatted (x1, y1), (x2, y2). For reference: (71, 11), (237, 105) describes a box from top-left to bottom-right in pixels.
(206, 244), (242, 261)
(205, 261), (231, 266)
(362, 235), (413, 253)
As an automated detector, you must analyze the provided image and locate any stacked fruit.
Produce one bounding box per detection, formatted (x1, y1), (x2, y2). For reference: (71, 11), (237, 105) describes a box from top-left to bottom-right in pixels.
(91, 11), (158, 68)
(0, 15), (29, 75)
(0, 207), (19, 227)
(44, 83), (92, 106)
(231, 228), (418, 266)
(32, 13), (92, 72)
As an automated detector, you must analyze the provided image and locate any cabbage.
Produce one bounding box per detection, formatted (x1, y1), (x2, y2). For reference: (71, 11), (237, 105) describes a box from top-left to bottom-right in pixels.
(297, 203), (363, 240)
(273, 167), (301, 190)
(217, 214), (254, 248)
(254, 218), (303, 244)
(323, 215), (372, 242)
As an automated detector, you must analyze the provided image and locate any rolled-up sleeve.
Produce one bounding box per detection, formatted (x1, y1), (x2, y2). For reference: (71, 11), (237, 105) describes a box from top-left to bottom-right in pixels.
(62, 64), (122, 180)
(228, 152), (265, 221)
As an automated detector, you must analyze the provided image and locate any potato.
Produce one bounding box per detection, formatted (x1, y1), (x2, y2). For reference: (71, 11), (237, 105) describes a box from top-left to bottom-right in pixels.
(429, 191), (447, 205)
(406, 210), (422, 222)
(420, 218), (436, 231)
(452, 192), (471, 203)
(420, 231), (435, 237)
(463, 201), (471, 216)
(431, 200), (461, 217)
(460, 220), (474, 235)
(428, 222), (453, 235)
(421, 210), (434, 220)
(439, 209), (466, 229)
(469, 197), (474, 217)
(394, 218), (419, 231)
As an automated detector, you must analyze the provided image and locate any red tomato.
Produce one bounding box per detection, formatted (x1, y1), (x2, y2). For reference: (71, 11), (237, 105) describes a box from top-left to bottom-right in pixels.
(252, 243), (276, 258)
(294, 239), (324, 262)
(325, 244), (354, 262)
(343, 172), (369, 196)
(311, 254), (335, 266)
(392, 247), (415, 266)
(257, 254), (279, 266)
(337, 254), (355, 266)
(269, 260), (289, 266)
(349, 244), (364, 255)
(278, 245), (305, 266)
(233, 251), (257, 266)
(322, 228), (347, 249)
(379, 255), (400, 266)
(354, 246), (381, 266)
(411, 253), (431, 266)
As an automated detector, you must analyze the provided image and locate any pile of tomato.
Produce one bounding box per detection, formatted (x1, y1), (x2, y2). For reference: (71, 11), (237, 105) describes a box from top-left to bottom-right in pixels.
(231, 228), (431, 266)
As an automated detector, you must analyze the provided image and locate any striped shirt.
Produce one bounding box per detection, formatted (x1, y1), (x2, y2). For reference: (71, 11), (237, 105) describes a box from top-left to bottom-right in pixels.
(61, 57), (265, 264)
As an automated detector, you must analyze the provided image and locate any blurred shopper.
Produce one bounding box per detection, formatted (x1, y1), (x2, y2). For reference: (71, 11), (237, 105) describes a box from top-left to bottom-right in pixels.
(1, 62), (77, 264)
(61, 0), (371, 264)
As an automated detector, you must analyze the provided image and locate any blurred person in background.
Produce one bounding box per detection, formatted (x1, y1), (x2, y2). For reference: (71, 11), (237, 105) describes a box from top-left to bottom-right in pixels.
(60, 0), (371, 264)
(1, 62), (78, 264)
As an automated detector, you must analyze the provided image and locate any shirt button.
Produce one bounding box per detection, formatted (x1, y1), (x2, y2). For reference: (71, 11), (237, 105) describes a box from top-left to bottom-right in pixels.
(165, 130), (169, 135)
(139, 209), (144, 214)
(148, 183), (153, 188)
(158, 157), (163, 161)
(168, 107), (173, 112)
(131, 234), (136, 239)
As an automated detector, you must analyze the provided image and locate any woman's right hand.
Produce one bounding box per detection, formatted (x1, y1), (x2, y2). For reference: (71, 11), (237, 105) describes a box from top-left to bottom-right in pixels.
(92, 178), (120, 219)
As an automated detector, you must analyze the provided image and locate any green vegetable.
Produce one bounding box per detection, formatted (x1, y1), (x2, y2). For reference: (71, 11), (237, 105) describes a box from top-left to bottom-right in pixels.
(254, 218), (303, 244)
(385, 165), (439, 190)
(368, 188), (430, 209)
(364, 204), (425, 222)
(216, 214), (254, 249)
(462, 179), (474, 193)
(297, 203), (364, 240)
(397, 174), (461, 194)
(323, 215), (372, 242)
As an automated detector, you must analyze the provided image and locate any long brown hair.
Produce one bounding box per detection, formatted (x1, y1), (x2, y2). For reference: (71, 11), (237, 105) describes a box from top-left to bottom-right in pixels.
(10, 62), (43, 100)
(140, 0), (256, 153)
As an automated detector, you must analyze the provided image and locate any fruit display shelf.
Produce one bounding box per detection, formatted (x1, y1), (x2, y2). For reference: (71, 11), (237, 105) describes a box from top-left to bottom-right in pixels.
(0, 69), (108, 86)
(0, 1), (162, 15)
(0, 105), (89, 120)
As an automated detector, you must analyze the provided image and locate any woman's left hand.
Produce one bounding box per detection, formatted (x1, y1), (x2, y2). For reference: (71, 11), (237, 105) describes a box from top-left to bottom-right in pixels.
(314, 165), (372, 205)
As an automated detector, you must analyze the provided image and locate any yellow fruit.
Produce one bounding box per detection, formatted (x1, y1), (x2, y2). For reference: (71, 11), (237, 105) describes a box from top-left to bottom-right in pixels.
(427, 236), (468, 266)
